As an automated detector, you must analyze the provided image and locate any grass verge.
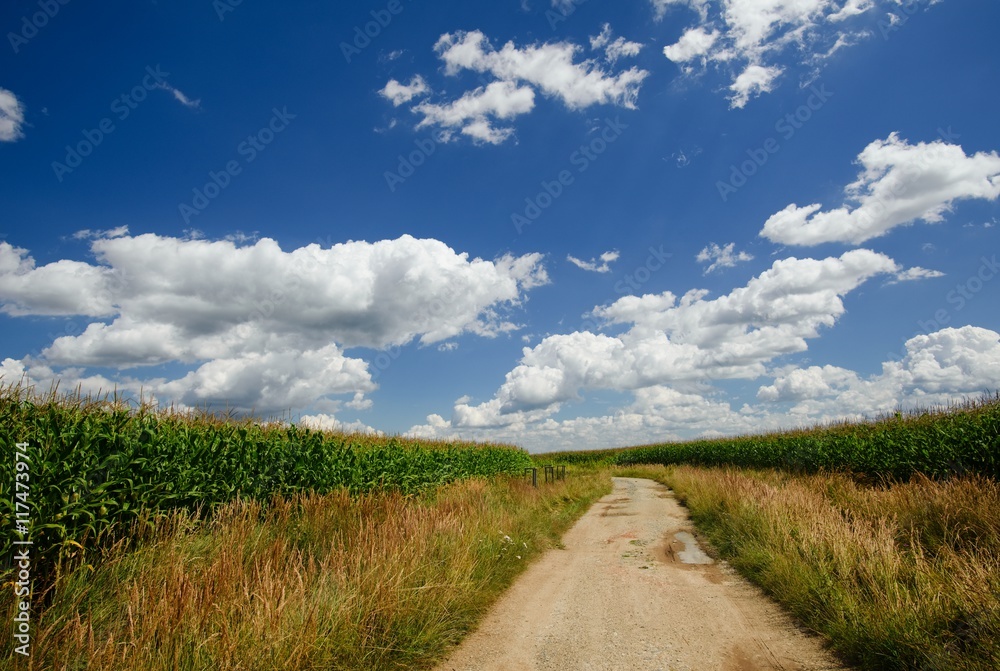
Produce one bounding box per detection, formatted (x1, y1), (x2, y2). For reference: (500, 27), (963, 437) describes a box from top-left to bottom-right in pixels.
(617, 464), (1000, 670)
(2, 471), (610, 670)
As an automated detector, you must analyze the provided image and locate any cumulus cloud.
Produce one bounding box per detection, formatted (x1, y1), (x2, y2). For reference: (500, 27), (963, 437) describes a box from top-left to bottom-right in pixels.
(433, 30), (648, 108)
(0, 233), (549, 414)
(0, 357), (132, 403)
(153, 345), (375, 414)
(413, 80), (535, 144)
(0, 242), (121, 317)
(758, 326), (1000, 418)
(728, 64), (782, 109)
(663, 26), (719, 64)
(297, 413), (382, 435)
(410, 384), (768, 451)
(414, 249), (899, 433)
(696, 242), (753, 273)
(0, 87), (26, 142)
(655, 0), (934, 107)
(384, 29), (648, 143)
(567, 250), (620, 273)
(757, 364), (859, 402)
(761, 133), (1000, 245)
(380, 76), (430, 107)
(408, 325), (1000, 452)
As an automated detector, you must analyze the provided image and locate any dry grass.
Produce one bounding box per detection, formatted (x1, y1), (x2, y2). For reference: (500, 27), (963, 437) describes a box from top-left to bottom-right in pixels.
(618, 464), (1000, 670)
(4, 472), (610, 670)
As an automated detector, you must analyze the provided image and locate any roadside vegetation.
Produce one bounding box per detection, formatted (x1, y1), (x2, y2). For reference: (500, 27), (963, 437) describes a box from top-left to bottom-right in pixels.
(5, 472), (610, 670)
(1, 383), (610, 668)
(543, 395), (1000, 480)
(5, 385), (998, 669)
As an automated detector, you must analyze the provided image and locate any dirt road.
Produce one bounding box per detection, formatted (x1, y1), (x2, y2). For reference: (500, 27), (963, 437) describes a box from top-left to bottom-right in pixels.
(434, 477), (848, 671)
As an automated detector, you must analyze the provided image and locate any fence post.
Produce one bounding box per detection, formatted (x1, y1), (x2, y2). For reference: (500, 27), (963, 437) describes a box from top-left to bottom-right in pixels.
(524, 467), (537, 488)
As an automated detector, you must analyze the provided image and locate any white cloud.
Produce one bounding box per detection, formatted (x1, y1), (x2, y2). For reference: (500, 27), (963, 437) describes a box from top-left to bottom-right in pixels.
(409, 325), (1000, 452)
(414, 80), (535, 144)
(0, 242), (120, 317)
(657, 0), (907, 107)
(663, 27), (720, 64)
(72, 226), (130, 240)
(696, 242), (753, 273)
(0, 358), (125, 401)
(829, 0), (875, 21)
(888, 326), (1000, 395)
(757, 364), (859, 402)
(0, 88), (26, 142)
(415, 249), (899, 432)
(380, 76), (430, 107)
(889, 266), (945, 284)
(729, 64), (782, 109)
(156, 83), (201, 110)
(759, 326), (1000, 417)
(434, 30), (648, 109)
(386, 30), (649, 143)
(298, 413), (383, 436)
(590, 24), (643, 63)
(411, 385), (763, 452)
(652, 0), (711, 22)
(567, 250), (620, 273)
(154, 344), (375, 414)
(761, 133), (1000, 246)
(0, 233), (549, 414)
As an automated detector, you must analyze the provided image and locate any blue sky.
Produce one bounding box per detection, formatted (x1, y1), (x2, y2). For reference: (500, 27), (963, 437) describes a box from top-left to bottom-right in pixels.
(1, 0), (999, 452)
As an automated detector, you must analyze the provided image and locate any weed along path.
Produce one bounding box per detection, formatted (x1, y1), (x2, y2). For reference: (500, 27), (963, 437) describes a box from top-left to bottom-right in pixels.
(434, 477), (848, 671)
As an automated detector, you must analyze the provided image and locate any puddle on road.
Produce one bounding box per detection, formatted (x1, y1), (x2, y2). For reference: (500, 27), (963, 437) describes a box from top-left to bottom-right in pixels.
(670, 531), (714, 565)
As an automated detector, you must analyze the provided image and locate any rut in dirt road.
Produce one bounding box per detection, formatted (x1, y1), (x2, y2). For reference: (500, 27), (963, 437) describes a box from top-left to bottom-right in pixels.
(434, 477), (849, 671)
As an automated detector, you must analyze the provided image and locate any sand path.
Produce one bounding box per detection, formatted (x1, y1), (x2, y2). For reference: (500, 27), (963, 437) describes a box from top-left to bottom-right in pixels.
(433, 477), (849, 671)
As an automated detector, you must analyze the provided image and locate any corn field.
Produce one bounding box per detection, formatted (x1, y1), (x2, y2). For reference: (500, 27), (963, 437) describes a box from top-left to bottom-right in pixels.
(0, 384), (532, 585)
(614, 395), (1000, 479)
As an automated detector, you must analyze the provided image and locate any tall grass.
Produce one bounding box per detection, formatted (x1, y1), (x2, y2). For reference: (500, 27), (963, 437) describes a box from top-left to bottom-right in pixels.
(622, 464), (1000, 670)
(2, 472), (611, 669)
(615, 395), (1000, 480)
(0, 383), (531, 588)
